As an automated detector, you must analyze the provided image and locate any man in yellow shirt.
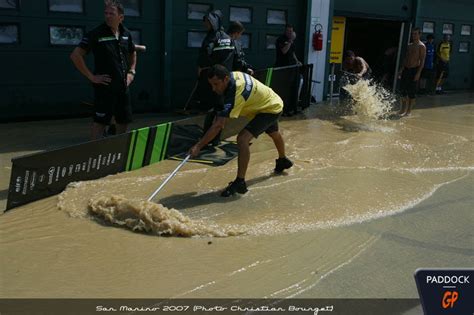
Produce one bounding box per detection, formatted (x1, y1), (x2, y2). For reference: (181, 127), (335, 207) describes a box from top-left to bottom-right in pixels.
(189, 65), (293, 197)
(435, 34), (452, 94)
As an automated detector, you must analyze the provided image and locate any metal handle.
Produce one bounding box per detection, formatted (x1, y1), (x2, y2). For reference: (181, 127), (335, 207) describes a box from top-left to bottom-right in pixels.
(147, 155), (191, 202)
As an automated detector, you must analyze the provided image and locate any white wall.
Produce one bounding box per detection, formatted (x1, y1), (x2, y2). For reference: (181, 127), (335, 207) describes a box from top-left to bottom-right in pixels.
(305, 0), (332, 102)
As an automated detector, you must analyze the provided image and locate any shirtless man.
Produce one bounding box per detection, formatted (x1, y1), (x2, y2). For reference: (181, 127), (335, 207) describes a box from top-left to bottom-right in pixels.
(342, 50), (371, 79)
(398, 28), (426, 116)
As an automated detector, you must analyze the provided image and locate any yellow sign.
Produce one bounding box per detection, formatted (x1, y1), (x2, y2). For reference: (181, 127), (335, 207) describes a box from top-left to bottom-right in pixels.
(330, 16), (346, 64)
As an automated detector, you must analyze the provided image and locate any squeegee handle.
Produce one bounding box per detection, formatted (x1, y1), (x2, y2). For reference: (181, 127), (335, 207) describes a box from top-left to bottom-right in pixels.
(147, 154), (191, 201)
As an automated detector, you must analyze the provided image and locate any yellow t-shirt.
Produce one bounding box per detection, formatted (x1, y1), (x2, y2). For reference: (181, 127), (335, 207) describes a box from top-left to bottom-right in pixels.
(437, 42), (451, 61)
(218, 72), (283, 120)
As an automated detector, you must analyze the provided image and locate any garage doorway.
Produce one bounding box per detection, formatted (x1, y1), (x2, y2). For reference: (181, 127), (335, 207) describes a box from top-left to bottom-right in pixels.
(343, 17), (403, 89)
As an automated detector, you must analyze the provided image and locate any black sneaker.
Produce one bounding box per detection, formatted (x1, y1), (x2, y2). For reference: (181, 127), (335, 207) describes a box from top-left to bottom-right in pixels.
(221, 180), (248, 197)
(274, 157), (293, 173)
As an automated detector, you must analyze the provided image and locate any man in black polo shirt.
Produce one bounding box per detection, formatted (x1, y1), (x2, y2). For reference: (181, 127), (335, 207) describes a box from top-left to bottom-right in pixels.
(275, 24), (301, 67)
(70, 0), (137, 140)
(275, 24), (302, 116)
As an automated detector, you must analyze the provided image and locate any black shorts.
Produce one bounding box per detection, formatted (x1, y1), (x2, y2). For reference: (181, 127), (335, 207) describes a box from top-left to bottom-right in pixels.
(437, 60), (449, 78)
(400, 67), (418, 99)
(245, 113), (281, 138)
(93, 86), (132, 125)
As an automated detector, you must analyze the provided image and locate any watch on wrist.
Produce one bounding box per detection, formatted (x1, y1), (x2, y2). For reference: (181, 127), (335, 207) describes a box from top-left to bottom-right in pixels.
(128, 69), (136, 76)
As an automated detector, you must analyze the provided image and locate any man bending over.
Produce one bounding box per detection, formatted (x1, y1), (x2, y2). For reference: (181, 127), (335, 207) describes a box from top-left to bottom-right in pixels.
(189, 65), (293, 197)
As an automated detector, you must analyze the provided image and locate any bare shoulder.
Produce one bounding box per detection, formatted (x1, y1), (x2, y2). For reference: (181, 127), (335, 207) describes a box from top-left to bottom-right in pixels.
(418, 41), (426, 53)
(415, 41), (426, 49)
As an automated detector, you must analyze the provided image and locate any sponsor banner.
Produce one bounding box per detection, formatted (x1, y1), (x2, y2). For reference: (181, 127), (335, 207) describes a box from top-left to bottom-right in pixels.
(414, 268), (473, 315)
(6, 122), (173, 211)
(6, 133), (131, 211)
(0, 298), (420, 315)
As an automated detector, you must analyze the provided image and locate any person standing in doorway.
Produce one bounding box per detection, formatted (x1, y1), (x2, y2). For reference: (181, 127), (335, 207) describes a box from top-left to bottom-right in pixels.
(419, 34), (436, 95)
(70, 0), (137, 140)
(435, 34), (452, 94)
(398, 28), (426, 116)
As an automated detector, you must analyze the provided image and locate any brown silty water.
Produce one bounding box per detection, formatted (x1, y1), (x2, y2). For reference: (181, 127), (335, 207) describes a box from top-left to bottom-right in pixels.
(343, 79), (395, 119)
(1, 91), (473, 298)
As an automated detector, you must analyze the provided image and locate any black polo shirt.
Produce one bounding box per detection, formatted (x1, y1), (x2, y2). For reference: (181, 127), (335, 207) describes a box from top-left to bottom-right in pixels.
(275, 34), (298, 67)
(79, 23), (135, 90)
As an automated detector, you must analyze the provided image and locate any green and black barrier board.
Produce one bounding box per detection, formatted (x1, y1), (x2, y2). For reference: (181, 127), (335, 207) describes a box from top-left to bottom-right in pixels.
(6, 121), (176, 211)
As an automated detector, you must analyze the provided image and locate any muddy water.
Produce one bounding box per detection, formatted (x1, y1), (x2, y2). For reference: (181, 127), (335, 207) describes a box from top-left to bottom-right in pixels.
(343, 79), (395, 119)
(1, 96), (473, 298)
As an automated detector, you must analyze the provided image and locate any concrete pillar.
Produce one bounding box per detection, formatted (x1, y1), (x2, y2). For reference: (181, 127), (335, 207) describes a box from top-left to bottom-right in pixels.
(305, 0), (332, 102)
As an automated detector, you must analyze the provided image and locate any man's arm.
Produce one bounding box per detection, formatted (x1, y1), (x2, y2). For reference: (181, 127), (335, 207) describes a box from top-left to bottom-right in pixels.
(134, 44), (146, 52)
(279, 32), (296, 55)
(436, 42), (443, 60)
(280, 41), (292, 55)
(189, 116), (227, 157)
(70, 47), (111, 85)
(233, 43), (245, 71)
(127, 51), (137, 87)
(414, 44), (426, 81)
(129, 51), (137, 71)
(70, 47), (93, 81)
(357, 57), (368, 77)
(197, 36), (214, 76)
(293, 52), (302, 66)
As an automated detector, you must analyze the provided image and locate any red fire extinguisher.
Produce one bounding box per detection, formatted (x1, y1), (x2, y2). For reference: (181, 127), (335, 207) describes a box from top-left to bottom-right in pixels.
(312, 24), (323, 51)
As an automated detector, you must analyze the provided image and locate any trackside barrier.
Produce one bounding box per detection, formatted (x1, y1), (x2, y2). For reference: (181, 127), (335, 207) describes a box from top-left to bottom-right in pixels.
(254, 63), (314, 111)
(6, 64), (314, 211)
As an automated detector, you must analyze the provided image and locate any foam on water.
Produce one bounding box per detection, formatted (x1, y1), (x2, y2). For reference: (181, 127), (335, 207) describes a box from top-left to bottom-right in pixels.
(88, 195), (244, 237)
(343, 79), (396, 120)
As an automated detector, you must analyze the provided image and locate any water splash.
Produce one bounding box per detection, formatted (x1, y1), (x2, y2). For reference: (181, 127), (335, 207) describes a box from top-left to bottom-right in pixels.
(88, 195), (244, 237)
(343, 79), (396, 120)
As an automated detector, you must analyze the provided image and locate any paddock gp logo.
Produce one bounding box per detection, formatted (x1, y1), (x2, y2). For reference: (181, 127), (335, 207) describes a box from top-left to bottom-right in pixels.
(414, 269), (473, 315)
